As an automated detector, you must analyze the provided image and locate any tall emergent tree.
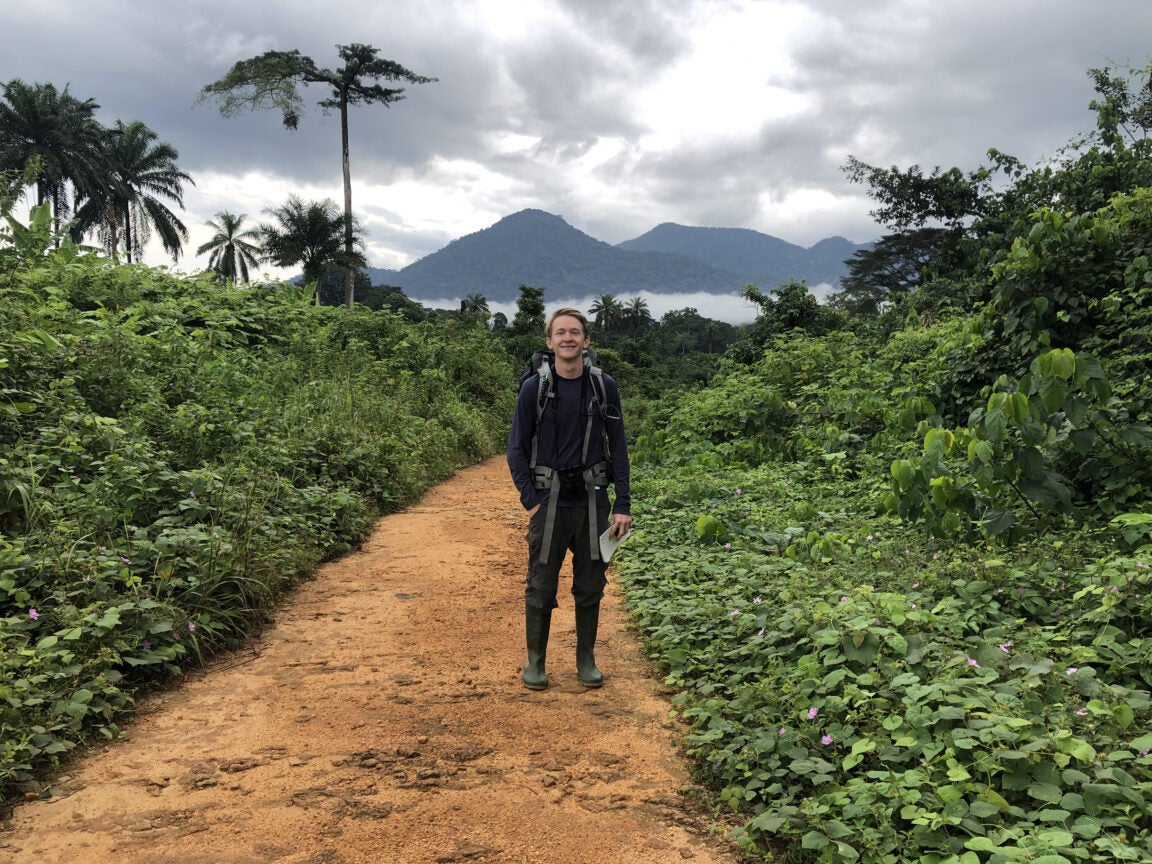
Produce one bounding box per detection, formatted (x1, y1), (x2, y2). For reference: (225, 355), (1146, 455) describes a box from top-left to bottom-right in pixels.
(199, 43), (436, 308)
(197, 211), (262, 282)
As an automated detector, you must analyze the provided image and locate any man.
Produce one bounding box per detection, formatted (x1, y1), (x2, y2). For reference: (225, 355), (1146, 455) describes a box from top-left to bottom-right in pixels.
(507, 307), (632, 689)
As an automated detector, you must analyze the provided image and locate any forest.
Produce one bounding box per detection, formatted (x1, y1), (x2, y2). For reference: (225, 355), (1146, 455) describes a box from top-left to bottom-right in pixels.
(3, 60), (1152, 863)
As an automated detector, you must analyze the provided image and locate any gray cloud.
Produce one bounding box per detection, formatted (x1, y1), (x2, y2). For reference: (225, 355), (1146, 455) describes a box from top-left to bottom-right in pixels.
(4, 0), (1152, 270)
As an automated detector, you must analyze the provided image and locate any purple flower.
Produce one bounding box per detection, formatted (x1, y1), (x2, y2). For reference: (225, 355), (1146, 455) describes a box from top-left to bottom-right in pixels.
(912, 582), (920, 589)
(723, 542), (732, 549)
(807, 707), (818, 720)
(729, 609), (740, 617)
(189, 490), (196, 498)
(1066, 667), (1077, 675)
(735, 488), (742, 495)
(840, 595), (849, 602)
(141, 640), (152, 650)
(778, 727), (786, 735)
(998, 642), (1013, 654)
(28, 608), (39, 620)
(865, 534), (873, 541)
(188, 622), (196, 632)
(120, 556), (131, 565)
(821, 734), (834, 746)
(753, 596), (762, 604)
(967, 658), (980, 668)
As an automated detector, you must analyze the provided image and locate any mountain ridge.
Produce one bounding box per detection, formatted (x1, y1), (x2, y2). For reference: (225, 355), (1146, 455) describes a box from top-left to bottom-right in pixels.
(365, 209), (872, 303)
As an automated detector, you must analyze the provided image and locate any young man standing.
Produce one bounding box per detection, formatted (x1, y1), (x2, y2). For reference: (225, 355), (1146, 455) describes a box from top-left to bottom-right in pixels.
(507, 307), (632, 690)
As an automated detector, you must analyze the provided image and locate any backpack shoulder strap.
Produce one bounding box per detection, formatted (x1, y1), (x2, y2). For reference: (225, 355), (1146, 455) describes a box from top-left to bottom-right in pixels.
(587, 364), (606, 410)
(534, 355), (553, 421)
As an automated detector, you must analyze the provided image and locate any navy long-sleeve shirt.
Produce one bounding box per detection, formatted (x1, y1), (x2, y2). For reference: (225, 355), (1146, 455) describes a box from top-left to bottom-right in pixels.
(507, 369), (631, 515)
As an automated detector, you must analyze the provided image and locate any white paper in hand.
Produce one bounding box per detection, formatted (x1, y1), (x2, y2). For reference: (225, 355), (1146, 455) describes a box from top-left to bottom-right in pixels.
(599, 526), (629, 563)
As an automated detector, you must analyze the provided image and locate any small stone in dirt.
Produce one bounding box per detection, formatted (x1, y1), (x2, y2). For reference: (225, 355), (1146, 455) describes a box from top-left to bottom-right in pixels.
(434, 844), (495, 862)
(219, 757), (260, 773)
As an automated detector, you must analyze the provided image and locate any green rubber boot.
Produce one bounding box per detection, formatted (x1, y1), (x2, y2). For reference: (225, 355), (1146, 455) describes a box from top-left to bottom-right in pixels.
(575, 603), (604, 687)
(522, 606), (552, 690)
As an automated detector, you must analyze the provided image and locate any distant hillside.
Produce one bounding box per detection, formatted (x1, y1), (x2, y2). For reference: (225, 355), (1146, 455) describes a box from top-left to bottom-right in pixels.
(364, 209), (872, 303)
(619, 224), (868, 290)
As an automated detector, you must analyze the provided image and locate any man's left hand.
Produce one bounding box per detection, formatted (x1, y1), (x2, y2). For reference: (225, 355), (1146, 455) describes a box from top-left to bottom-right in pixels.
(610, 513), (632, 538)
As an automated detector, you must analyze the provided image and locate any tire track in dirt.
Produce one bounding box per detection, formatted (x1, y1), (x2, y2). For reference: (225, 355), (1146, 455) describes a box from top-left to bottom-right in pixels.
(1, 457), (742, 864)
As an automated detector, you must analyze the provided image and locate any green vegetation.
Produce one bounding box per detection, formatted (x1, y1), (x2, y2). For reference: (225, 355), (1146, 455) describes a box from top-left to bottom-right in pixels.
(0, 210), (514, 802)
(615, 61), (1152, 863)
(5, 54), (1152, 864)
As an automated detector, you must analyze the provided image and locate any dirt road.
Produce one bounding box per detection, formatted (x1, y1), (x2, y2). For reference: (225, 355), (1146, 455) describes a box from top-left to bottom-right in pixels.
(1, 458), (742, 864)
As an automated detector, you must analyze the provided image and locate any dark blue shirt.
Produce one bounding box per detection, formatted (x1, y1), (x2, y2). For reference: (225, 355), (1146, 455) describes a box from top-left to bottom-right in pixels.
(507, 368), (631, 515)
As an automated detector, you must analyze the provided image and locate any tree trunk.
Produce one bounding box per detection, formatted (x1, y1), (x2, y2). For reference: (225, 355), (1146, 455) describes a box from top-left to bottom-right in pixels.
(340, 99), (355, 309)
(123, 201), (133, 264)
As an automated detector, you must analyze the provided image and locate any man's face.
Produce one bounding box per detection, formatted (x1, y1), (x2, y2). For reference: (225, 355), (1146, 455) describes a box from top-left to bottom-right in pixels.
(546, 315), (590, 360)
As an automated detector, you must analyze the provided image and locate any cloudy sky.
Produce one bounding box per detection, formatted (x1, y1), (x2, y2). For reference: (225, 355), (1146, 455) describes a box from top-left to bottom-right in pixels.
(4, 0), (1152, 292)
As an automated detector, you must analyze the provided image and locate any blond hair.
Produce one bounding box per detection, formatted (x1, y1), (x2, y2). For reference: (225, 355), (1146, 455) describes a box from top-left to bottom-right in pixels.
(545, 307), (590, 338)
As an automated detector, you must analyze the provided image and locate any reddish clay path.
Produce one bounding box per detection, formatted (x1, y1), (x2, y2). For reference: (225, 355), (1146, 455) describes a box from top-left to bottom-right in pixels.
(1, 458), (741, 864)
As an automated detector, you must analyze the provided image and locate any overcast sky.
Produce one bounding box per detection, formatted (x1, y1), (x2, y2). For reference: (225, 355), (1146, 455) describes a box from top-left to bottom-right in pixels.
(4, 0), (1152, 292)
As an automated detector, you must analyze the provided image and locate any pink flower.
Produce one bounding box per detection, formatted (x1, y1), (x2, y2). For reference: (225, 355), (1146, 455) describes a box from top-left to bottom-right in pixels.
(967, 658), (980, 668)
(840, 595), (849, 602)
(821, 734), (834, 746)
(188, 622), (197, 632)
(778, 727), (786, 735)
(735, 488), (742, 495)
(729, 609), (740, 617)
(998, 642), (1013, 654)
(723, 542), (732, 549)
(28, 608), (39, 620)
(753, 597), (762, 604)
(1066, 667), (1077, 675)
(807, 707), (818, 720)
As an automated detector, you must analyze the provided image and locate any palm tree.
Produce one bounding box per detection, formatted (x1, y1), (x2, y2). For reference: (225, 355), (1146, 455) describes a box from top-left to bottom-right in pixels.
(196, 211), (262, 282)
(72, 120), (192, 262)
(587, 293), (623, 333)
(256, 195), (365, 286)
(0, 79), (106, 230)
(624, 296), (652, 332)
(460, 293), (489, 316)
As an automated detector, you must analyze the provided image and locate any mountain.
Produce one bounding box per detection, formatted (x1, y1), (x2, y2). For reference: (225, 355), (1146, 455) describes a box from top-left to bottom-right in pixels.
(618, 223), (866, 290)
(365, 209), (871, 303)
